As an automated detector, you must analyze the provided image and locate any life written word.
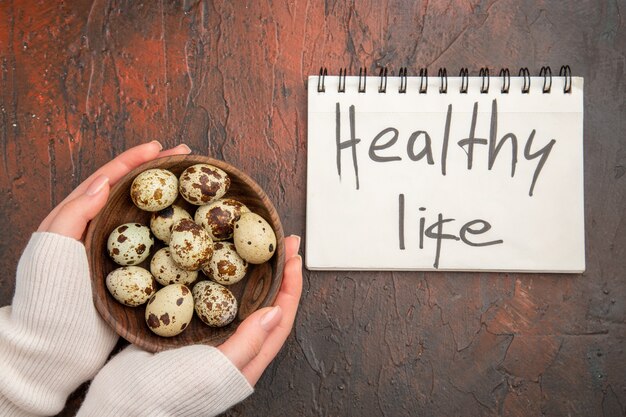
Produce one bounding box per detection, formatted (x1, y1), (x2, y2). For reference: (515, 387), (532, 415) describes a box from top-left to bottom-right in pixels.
(334, 99), (557, 269)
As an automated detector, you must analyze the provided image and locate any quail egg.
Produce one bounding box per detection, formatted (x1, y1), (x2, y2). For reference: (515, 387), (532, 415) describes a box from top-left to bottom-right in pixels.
(106, 266), (156, 307)
(145, 284), (194, 337)
(193, 280), (238, 327)
(150, 204), (192, 244)
(233, 212), (276, 264)
(130, 169), (178, 211)
(195, 198), (250, 241)
(178, 164), (230, 205)
(150, 247), (198, 286)
(107, 223), (154, 266)
(202, 242), (248, 285)
(169, 218), (213, 271)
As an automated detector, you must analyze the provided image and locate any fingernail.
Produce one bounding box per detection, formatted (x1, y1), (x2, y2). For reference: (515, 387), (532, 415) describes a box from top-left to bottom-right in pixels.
(260, 306), (282, 331)
(178, 143), (192, 153)
(150, 140), (163, 150)
(86, 175), (109, 196)
(289, 235), (301, 252)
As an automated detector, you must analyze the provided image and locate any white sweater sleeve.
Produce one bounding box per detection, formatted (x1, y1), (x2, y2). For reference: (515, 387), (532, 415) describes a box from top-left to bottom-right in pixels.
(0, 232), (119, 417)
(76, 344), (254, 417)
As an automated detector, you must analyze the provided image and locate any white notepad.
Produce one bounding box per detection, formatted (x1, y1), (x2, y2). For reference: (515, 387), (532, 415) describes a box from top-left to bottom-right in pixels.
(306, 71), (584, 272)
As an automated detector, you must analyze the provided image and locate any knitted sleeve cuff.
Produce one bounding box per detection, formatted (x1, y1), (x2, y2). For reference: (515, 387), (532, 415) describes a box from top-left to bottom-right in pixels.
(0, 232), (118, 415)
(78, 344), (254, 417)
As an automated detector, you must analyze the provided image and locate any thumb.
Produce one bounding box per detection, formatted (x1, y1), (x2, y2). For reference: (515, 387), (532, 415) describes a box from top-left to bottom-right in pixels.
(45, 175), (110, 240)
(218, 305), (282, 376)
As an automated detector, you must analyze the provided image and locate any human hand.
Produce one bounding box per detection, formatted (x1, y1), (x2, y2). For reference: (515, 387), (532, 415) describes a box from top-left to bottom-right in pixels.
(0, 142), (191, 416)
(37, 141), (191, 240)
(218, 235), (303, 386)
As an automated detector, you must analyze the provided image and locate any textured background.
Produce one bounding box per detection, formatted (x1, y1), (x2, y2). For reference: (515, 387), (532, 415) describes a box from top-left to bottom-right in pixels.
(1, 1), (625, 416)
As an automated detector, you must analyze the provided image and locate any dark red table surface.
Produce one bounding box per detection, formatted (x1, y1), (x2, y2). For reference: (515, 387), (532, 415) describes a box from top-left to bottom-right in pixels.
(1, 1), (625, 416)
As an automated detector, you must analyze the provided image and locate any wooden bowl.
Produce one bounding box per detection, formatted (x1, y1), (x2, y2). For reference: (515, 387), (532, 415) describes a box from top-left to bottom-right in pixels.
(85, 155), (285, 352)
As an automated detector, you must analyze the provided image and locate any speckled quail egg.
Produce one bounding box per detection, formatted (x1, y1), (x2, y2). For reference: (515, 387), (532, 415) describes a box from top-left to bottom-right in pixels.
(145, 284), (194, 337)
(178, 164), (230, 205)
(107, 223), (154, 266)
(150, 247), (198, 286)
(193, 280), (238, 327)
(130, 169), (178, 211)
(233, 212), (277, 264)
(195, 198), (250, 241)
(106, 266), (156, 307)
(202, 242), (248, 285)
(150, 204), (192, 244)
(169, 218), (213, 271)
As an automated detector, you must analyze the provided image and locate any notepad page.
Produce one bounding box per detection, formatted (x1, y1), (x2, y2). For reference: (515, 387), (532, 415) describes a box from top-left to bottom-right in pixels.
(306, 76), (584, 272)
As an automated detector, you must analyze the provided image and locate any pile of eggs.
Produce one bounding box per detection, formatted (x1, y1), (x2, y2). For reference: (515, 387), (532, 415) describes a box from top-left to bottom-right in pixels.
(105, 163), (277, 337)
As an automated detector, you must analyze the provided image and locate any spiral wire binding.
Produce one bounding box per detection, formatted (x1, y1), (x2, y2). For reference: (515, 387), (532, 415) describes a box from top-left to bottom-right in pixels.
(378, 67), (388, 93)
(419, 68), (428, 93)
(358, 67), (367, 93)
(438, 68), (448, 93)
(316, 66), (573, 94)
(398, 67), (408, 93)
(317, 67), (327, 92)
(499, 68), (510, 93)
(540, 66), (552, 93)
(479, 67), (490, 93)
(519, 67), (531, 93)
(559, 65), (572, 93)
(459, 68), (469, 93)
(338, 68), (347, 93)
